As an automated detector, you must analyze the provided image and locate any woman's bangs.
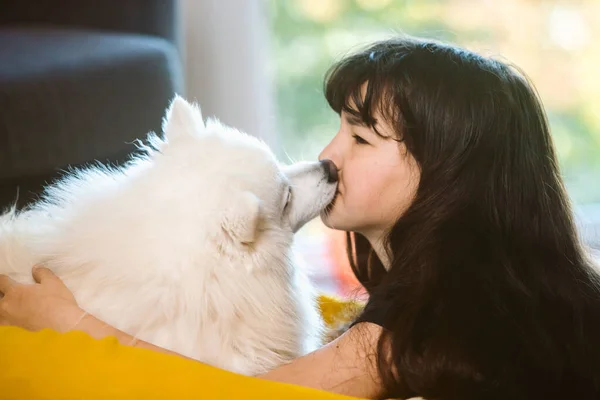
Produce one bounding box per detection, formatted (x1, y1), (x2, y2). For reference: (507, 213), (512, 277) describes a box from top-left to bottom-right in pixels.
(324, 55), (404, 138)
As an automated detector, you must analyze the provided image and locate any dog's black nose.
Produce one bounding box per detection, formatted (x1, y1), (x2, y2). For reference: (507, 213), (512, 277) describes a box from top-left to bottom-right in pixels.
(320, 159), (338, 183)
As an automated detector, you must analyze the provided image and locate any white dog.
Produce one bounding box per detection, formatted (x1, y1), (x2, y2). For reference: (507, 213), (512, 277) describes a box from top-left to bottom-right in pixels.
(0, 96), (338, 375)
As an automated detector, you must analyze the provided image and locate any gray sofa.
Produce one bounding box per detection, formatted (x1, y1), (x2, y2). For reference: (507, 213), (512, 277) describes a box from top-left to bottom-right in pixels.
(0, 0), (183, 209)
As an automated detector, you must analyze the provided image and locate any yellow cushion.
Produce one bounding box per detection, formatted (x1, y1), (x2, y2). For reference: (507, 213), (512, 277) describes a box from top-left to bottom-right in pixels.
(0, 294), (366, 399)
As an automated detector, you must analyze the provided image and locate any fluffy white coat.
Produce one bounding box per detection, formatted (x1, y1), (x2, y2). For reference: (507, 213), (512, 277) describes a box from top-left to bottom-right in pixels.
(0, 96), (337, 375)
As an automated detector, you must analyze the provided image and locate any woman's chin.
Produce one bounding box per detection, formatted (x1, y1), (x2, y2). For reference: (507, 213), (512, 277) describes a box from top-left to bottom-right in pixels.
(320, 193), (342, 228)
(320, 206), (343, 230)
(320, 207), (336, 228)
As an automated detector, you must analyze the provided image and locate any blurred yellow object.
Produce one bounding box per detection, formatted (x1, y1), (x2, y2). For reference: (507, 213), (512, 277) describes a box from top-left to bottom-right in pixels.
(318, 293), (365, 342)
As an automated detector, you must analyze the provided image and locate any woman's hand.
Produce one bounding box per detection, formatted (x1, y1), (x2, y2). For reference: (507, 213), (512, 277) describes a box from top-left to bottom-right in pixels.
(0, 266), (194, 359)
(0, 267), (84, 332)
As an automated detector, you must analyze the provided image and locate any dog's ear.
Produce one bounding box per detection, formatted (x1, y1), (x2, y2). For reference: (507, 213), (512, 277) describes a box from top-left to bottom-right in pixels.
(222, 191), (261, 246)
(162, 95), (205, 141)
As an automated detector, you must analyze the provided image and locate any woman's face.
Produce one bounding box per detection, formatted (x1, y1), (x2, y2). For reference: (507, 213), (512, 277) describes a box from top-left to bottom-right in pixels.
(319, 106), (420, 240)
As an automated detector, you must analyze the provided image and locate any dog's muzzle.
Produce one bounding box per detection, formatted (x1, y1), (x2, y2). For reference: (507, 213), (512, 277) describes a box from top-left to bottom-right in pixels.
(319, 159), (338, 183)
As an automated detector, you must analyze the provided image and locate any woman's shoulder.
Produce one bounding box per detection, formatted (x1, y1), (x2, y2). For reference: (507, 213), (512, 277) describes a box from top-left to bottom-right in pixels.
(260, 319), (385, 399)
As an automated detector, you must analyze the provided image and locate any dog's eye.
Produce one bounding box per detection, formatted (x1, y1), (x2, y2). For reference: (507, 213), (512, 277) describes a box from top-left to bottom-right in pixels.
(283, 187), (292, 211)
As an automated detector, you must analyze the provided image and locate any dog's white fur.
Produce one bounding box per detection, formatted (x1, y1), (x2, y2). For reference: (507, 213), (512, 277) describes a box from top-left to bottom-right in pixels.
(0, 96), (337, 375)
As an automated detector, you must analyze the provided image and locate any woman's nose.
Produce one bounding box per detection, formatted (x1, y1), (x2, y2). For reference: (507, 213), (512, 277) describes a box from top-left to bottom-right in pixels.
(319, 159), (338, 183)
(319, 133), (342, 180)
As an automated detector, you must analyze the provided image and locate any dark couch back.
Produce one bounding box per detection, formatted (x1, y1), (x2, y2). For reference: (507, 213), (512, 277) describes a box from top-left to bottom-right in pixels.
(0, 0), (180, 44)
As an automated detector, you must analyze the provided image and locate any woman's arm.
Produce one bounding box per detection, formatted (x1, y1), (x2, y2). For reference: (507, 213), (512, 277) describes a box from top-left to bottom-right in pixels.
(70, 311), (199, 359)
(0, 267), (384, 398)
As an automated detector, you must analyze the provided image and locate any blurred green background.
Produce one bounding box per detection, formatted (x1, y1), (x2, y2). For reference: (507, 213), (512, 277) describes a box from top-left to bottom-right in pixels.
(267, 0), (600, 205)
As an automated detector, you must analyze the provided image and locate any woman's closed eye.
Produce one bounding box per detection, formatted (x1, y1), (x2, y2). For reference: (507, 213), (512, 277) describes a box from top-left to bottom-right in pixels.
(352, 134), (370, 145)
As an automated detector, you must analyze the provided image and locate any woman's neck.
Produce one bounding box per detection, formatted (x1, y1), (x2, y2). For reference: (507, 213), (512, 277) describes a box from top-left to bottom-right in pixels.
(363, 233), (391, 270)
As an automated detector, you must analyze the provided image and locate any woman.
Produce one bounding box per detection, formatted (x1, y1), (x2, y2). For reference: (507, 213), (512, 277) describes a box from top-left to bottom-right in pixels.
(1, 36), (599, 400)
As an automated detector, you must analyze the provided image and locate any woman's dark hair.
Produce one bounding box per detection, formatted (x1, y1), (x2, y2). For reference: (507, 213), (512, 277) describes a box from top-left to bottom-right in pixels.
(324, 36), (600, 400)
